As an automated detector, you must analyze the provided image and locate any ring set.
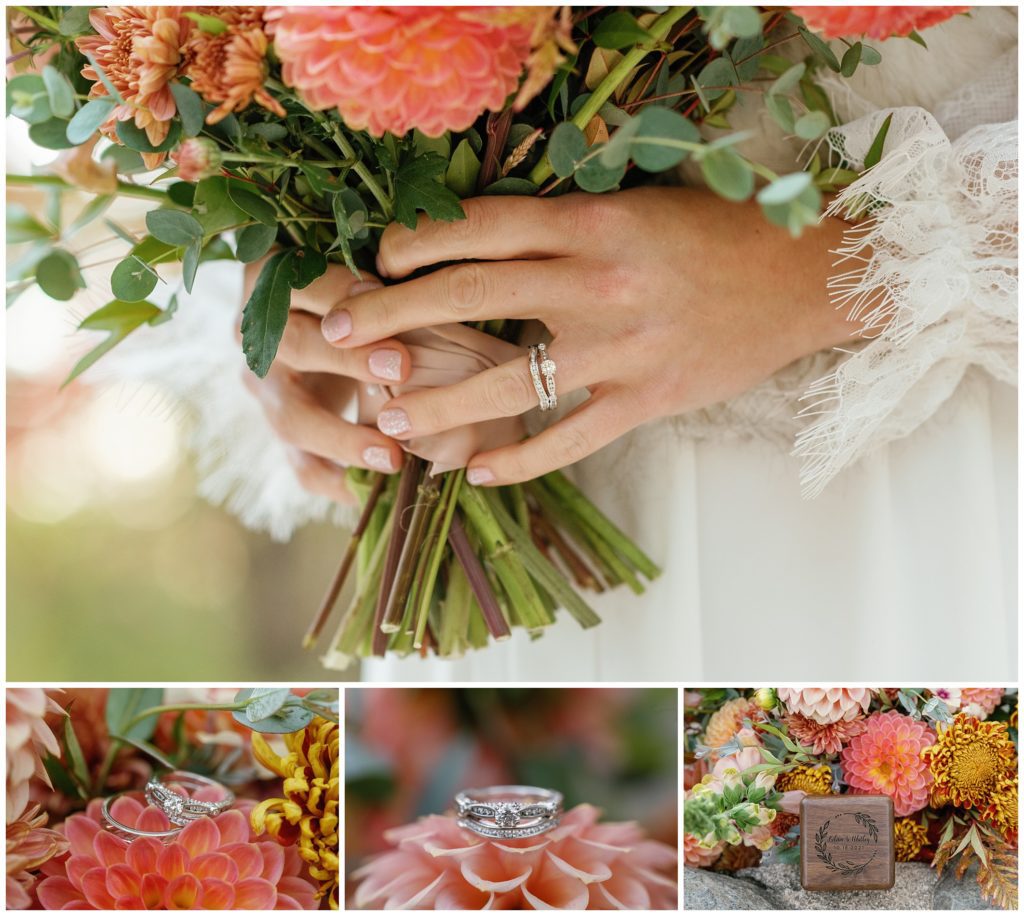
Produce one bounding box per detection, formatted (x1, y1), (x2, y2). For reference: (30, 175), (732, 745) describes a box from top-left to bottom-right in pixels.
(455, 785), (563, 839)
(102, 771), (234, 841)
(528, 344), (558, 411)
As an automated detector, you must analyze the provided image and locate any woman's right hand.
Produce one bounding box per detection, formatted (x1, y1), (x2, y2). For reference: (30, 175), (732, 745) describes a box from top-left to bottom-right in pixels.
(241, 261), (411, 504)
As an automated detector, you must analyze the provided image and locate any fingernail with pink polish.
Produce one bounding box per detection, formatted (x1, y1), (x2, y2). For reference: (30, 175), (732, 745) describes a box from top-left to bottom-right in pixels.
(369, 348), (403, 382)
(467, 467), (495, 486)
(377, 408), (411, 437)
(363, 446), (395, 472)
(322, 309), (352, 342)
(349, 278), (383, 296)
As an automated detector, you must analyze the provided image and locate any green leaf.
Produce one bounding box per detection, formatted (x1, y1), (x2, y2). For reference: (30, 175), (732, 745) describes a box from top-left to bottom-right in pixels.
(768, 62), (805, 98)
(814, 167), (859, 189)
(547, 122), (589, 178)
(696, 57), (738, 102)
(599, 116), (640, 168)
(227, 185), (278, 226)
(61, 715), (90, 791)
(110, 256), (159, 301)
(7, 204), (53, 243)
(413, 128), (451, 161)
(131, 235), (183, 267)
(43, 755), (86, 799)
(721, 6), (762, 39)
(592, 11), (652, 49)
(81, 51), (124, 105)
(700, 148), (754, 201)
(765, 93), (795, 133)
(36, 250), (84, 300)
(631, 106), (701, 172)
(66, 98), (115, 144)
(249, 122), (289, 142)
(864, 112), (893, 169)
(236, 223), (277, 263)
(7, 74), (52, 123)
(169, 82), (205, 137)
(232, 687), (315, 734)
(104, 688), (164, 743)
(242, 688), (293, 722)
(66, 298), (165, 384)
(798, 27), (841, 72)
(761, 181), (823, 237)
(58, 6), (93, 36)
(907, 30), (928, 49)
(293, 248), (327, 289)
(298, 162), (330, 195)
(116, 117), (181, 153)
(794, 110), (831, 140)
(840, 42), (862, 78)
(167, 181), (197, 208)
(101, 144), (147, 175)
(42, 66), (75, 118)
(29, 117), (76, 150)
(756, 172), (813, 206)
(182, 238), (202, 293)
(151, 291), (178, 326)
(184, 11), (228, 34)
(729, 34), (765, 81)
(193, 176), (247, 234)
(393, 153), (465, 230)
(480, 177), (540, 196)
(111, 735), (176, 769)
(574, 156), (626, 193)
(67, 195), (115, 237)
(146, 209), (204, 246)
(446, 139), (482, 198)
(241, 250), (298, 377)
(330, 194), (359, 274)
(860, 45), (882, 66)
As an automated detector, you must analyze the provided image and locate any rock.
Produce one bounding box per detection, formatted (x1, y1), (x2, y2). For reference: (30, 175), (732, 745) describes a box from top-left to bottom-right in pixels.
(684, 862), (999, 910)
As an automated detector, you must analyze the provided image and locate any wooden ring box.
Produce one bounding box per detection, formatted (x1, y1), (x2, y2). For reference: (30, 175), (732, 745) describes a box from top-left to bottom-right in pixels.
(800, 795), (895, 891)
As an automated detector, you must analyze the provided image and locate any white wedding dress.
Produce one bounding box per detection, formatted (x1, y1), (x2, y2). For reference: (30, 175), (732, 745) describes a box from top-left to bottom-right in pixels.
(100, 8), (1018, 682)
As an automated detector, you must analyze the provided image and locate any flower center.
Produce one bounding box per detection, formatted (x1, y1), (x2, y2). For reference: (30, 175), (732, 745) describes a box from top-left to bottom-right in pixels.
(948, 743), (999, 797)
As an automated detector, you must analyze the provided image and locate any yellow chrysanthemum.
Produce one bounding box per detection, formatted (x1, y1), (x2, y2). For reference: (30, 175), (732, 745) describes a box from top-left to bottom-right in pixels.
(776, 764), (834, 796)
(252, 717), (339, 909)
(989, 772), (1018, 842)
(923, 714), (1017, 827)
(893, 817), (930, 862)
(703, 698), (761, 749)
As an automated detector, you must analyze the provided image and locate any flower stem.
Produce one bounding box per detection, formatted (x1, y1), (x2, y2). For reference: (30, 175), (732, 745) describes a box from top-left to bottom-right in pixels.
(6, 172), (167, 202)
(411, 470), (463, 648)
(448, 514), (511, 640)
(327, 124), (393, 219)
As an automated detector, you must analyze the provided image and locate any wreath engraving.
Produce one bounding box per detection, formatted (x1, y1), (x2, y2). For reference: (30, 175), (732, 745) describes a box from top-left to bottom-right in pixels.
(814, 812), (879, 877)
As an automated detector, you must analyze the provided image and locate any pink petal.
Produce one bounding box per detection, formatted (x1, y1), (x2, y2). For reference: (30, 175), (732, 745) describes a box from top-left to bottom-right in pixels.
(545, 850), (612, 884)
(277, 876), (319, 910)
(127, 837), (163, 876)
(109, 795), (145, 825)
(190, 853), (239, 884)
(199, 878), (235, 909)
(105, 863), (141, 899)
(92, 831), (128, 867)
(36, 876), (83, 910)
(435, 881), (494, 909)
(141, 873), (168, 909)
(220, 843), (264, 879)
(257, 843), (285, 884)
(212, 811), (249, 846)
(177, 818), (220, 859)
(592, 874), (651, 910)
(521, 873), (589, 910)
(67, 855), (102, 889)
(64, 816), (101, 857)
(157, 844), (190, 880)
(384, 872), (446, 909)
(234, 877), (278, 910)
(138, 807), (172, 832)
(461, 860), (532, 894)
(165, 873), (201, 909)
(81, 866), (117, 909)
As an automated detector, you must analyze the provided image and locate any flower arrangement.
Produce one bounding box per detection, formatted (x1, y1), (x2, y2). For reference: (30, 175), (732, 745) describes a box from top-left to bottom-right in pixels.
(4, 687), (339, 910)
(6, 6), (961, 665)
(684, 688), (1019, 910)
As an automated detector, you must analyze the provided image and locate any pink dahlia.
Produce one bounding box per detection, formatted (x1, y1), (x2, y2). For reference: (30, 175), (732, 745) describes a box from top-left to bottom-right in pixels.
(265, 6), (552, 137)
(841, 711), (934, 816)
(960, 688), (1005, 719)
(777, 688), (872, 725)
(352, 804), (677, 909)
(791, 6), (968, 40)
(35, 796), (318, 909)
(683, 831), (723, 868)
(6, 688), (63, 821)
(784, 712), (867, 756)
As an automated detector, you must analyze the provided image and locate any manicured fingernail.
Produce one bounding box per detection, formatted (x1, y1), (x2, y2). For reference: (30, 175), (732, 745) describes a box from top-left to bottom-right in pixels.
(349, 278), (383, 296)
(467, 467), (495, 486)
(369, 348), (403, 381)
(322, 309), (352, 342)
(377, 408), (411, 437)
(362, 446), (395, 472)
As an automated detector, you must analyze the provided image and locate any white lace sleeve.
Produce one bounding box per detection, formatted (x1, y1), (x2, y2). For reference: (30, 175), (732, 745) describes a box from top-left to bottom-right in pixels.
(793, 109), (1018, 496)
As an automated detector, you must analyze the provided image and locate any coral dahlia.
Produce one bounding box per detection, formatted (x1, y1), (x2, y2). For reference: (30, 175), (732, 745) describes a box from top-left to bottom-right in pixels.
(683, 831), (723, 868)
(791, 6), (968, 40)
(703, 697), (762, 750)
(777, 688), (872, 725)
(840, 711), (934, 816)
(352, 804), (677, 909)
(959, 688), (1005, 719)
(784, 712), (867, 755)
(265, 6), (554, 137)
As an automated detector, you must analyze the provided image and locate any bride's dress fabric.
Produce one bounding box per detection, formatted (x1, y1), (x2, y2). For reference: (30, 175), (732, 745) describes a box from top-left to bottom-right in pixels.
(98, 9), (1018, 681)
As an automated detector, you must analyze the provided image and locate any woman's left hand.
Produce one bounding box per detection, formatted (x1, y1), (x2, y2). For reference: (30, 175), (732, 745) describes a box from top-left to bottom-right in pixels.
(319, 187), (859, 485)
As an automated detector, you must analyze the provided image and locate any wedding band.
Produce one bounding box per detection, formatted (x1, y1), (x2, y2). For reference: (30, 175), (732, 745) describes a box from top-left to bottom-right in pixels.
(144, 771), (235, 826)
(101, 792), (184, 842)
(528, 344), (558, 411)
(455, 785), (563, 838)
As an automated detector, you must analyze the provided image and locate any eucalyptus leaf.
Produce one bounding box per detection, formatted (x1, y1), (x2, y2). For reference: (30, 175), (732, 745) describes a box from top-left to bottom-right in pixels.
(169, 82), (205, 137)
(167, 181), (197, 208)
(42, 66), (75, 118)
(764, 93), (795, 133)
(798, 27), (841, 72)
(236, 223), (277, 263)
(546, 122), (588, 178)
(66, 298), (166, 384)
(696, 57), (738, 102)
(700, 148), (754, 201)
(146, 209), (204, 246)
(66, 98), (115, 144)
(768, 62), (805, 97)
(592, 11), (652, 49)
(599, 116), (640, 169)
(67, 195), (115, 237)
(794, 109), (831, 140)
(756, 172), (813, 206)
(480, 177), (540, 196)
(30, 117), (77, 150)
(7, 204), (53, 243)
(116, 118), (181, 153)
(36, 250), (85, 301)
(574, 156), (626, 193)
(193, 176), (248, 234)
(227, 185), (278, 226)
(243, 688), (293, 722)
(860, 45), (882, 66)
(293, 248), (327, 289)
(840, 42), (862, 78)
(182, 238), (202, 293)
(631, 106), (700, 172)
(110, 256), (158, 302)
(105, 688), (164, 742)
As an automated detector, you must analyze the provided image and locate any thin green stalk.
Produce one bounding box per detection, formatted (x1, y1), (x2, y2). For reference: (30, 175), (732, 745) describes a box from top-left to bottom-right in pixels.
(530, 6), (693, 184)
(7, 172), (167, 202)
(13, 6), (60, 31)
(327, 124), (393, 219)
(120, 703), (247, 735)
(381, 478), (439, 633)
(412, 470), (463, 648)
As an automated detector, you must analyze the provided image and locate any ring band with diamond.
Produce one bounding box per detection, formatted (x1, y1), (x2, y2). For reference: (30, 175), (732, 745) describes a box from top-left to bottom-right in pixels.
(101, 792), (184, 842)
(528, 344), (558, 411)
(144, 771), (235, 827)
(454, 785), (563, 837)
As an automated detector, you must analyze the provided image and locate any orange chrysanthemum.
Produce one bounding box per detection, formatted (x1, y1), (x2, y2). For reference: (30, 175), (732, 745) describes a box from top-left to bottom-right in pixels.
(76, 6), (193, 168)
(791, 6), (968, 40)
(893, 817), (930, 862)
(784, 713), (867, 756)
(703, 698), (761, 750)
(265, 6), (556, 137)
(841, 711), (934, 817)
(184, 7), (285, 124)
(776, 764), (834, 797)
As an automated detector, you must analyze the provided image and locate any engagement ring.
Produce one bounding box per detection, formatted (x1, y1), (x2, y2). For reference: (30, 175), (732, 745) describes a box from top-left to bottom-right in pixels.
(144, 771), (235, 827)
(455, 785), (562, 839)
(528, 344), (558, 411)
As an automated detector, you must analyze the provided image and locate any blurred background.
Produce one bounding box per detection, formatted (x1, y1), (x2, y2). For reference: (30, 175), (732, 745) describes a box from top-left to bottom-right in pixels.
(345, 687), (679, 877)
(6, 108), (355, 681)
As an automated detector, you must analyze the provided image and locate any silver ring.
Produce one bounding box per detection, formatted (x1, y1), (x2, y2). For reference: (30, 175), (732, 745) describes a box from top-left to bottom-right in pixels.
(102, 792), (184, 842)
(528, 344), (558, 411)
(455, 785), (563, 838)
(144, 771), (235, 826)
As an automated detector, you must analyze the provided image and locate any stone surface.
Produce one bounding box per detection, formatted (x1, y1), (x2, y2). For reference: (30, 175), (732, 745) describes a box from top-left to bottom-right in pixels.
(683, 862), (999, 910)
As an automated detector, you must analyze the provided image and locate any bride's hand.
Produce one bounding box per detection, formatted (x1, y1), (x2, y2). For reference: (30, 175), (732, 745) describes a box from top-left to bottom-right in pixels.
(319, 187), (858, 485)
(241, 262), (408, 503)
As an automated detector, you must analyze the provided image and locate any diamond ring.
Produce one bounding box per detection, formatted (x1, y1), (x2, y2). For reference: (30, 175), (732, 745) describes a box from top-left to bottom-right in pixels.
(144, 771), (235, 827)
(101, 791), (185, 842)
(454, 785), (563, 839)
(528, 344), (558, 411)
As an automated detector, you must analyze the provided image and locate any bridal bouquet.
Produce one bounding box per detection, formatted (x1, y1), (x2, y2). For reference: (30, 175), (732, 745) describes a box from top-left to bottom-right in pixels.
(7, 5), (907, 664)
(6, 687), (340, 909)
(684, 688), (1019, 910)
